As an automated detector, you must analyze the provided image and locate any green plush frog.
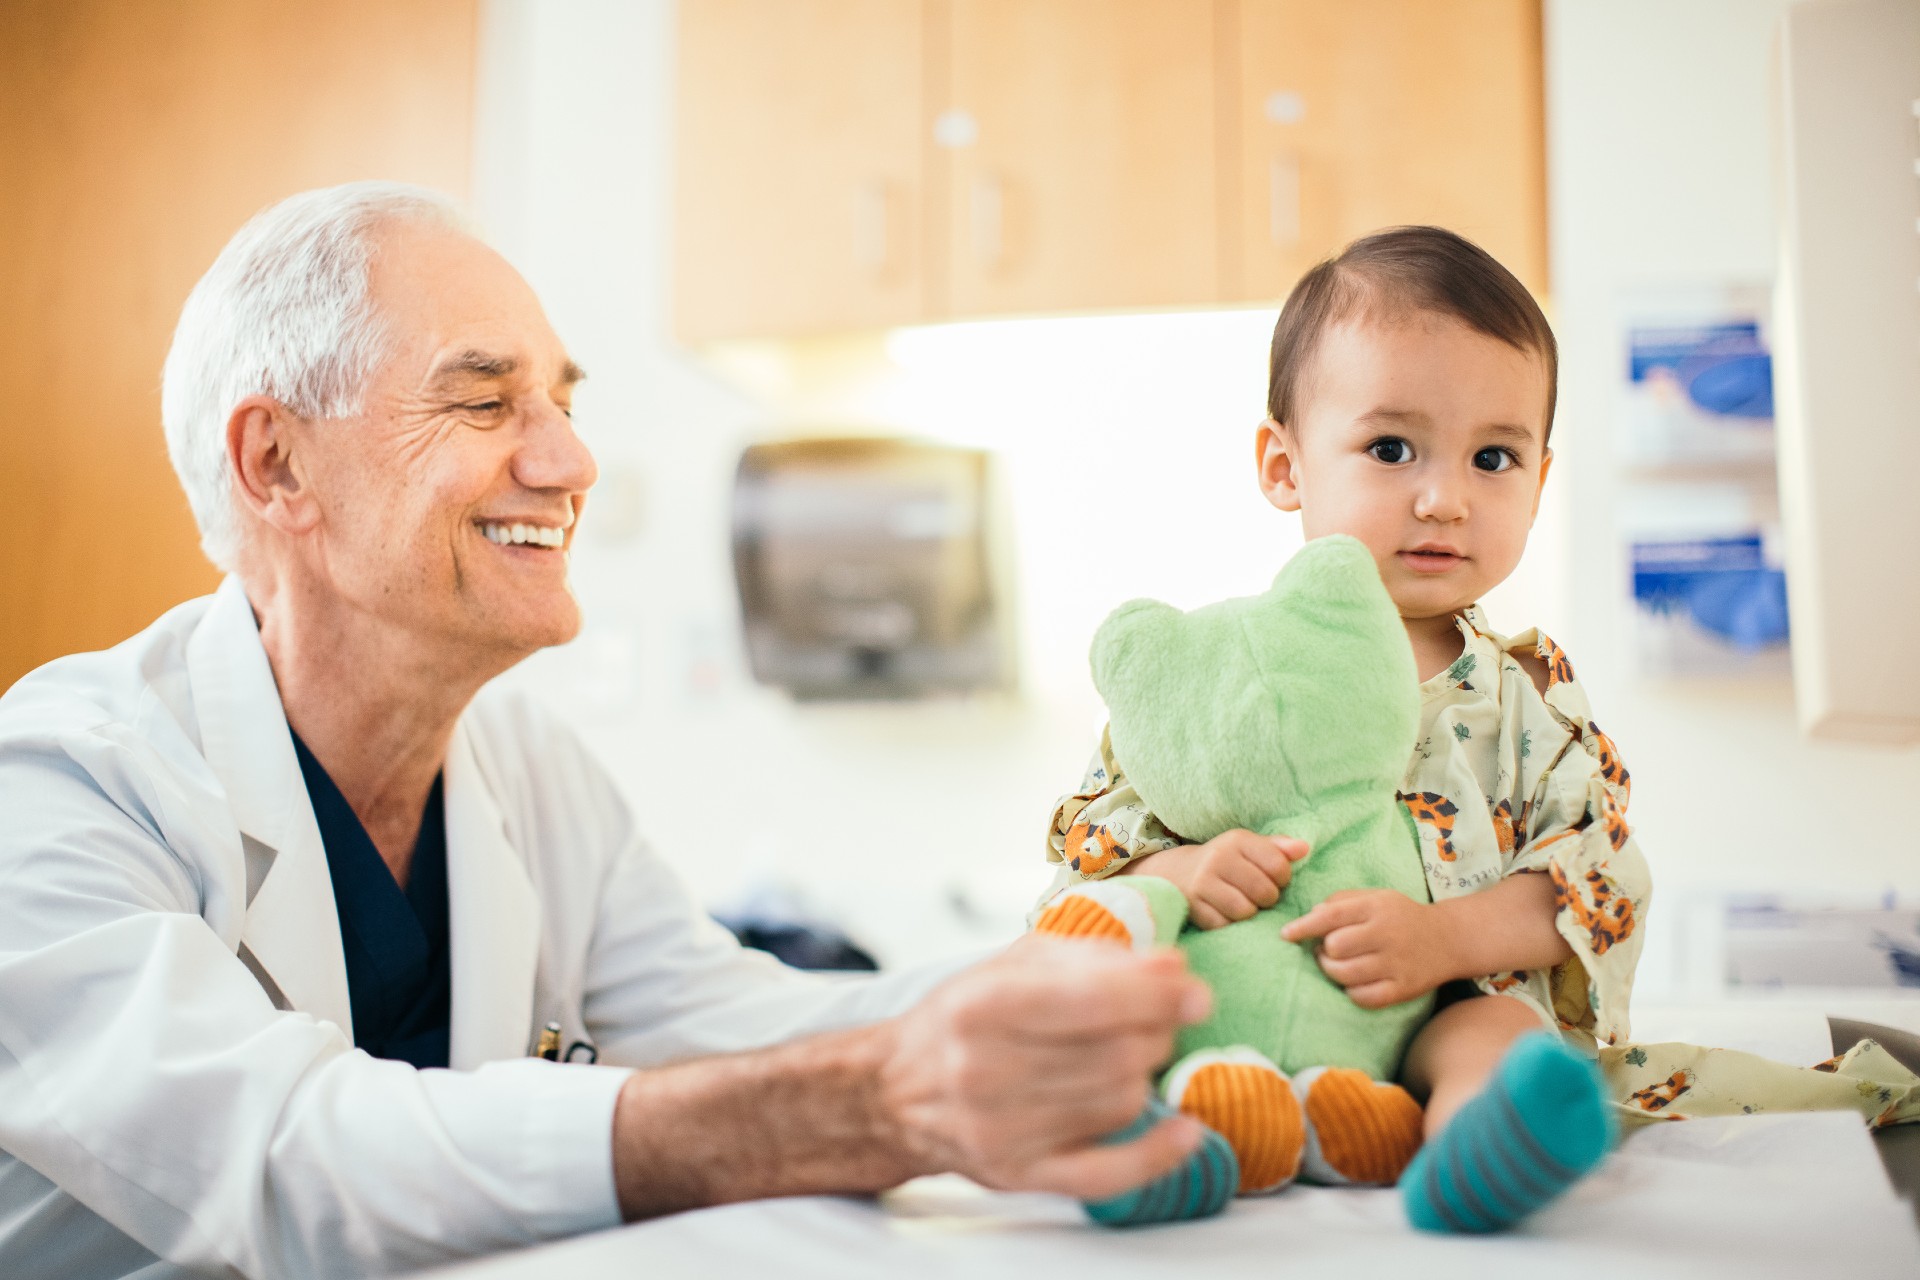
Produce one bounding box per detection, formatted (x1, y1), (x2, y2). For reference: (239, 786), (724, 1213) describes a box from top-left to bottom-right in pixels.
(1034, 535), (1435, 1224)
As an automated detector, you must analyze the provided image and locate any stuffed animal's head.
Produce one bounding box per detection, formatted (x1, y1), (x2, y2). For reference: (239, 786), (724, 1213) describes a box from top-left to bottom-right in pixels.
(1090, 535), (1420, 843)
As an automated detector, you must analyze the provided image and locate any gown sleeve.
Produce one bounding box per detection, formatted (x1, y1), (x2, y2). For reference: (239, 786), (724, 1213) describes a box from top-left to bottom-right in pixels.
(1035, 726), (1181, 916)
(1496, 631), (1651, 1049)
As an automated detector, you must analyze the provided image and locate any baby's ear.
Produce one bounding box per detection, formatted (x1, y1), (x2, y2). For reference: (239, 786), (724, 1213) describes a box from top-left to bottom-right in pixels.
(1256, 418), (1304, 514)
(1090, 598), (1181, 701)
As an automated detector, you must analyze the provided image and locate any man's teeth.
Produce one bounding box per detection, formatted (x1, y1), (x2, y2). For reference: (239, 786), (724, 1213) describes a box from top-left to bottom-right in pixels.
(481, 522), (566, 548)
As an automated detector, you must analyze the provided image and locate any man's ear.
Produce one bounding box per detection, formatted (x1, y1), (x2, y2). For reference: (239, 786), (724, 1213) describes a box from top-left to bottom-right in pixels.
(1255, 417), (1304, 513)
(227, 396), (319, 538)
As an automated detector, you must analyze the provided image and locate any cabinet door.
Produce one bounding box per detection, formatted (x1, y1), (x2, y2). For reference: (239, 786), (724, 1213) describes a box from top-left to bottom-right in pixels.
(674, 0), (928, 341)
(1230, 0), (1547, 302)
(0, 0), (475, 691)
(938, 0), (1222, 317)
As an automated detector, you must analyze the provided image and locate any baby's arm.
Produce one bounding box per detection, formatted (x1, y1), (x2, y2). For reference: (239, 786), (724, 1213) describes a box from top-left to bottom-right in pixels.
(1281, 874), (1568, 1010)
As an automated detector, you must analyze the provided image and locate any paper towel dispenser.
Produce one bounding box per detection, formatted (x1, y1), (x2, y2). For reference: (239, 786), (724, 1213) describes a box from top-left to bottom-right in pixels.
(731, 437), (1009, 699)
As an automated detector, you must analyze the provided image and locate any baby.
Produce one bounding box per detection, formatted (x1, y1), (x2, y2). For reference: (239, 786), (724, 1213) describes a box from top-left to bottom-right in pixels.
(1039, 226), (1651, 1231)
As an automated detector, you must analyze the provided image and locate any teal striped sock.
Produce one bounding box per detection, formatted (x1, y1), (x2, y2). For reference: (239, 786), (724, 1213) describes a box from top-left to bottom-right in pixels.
(1084, 1098), (1239, 1227)
(1401, 1033), (1616, 1233)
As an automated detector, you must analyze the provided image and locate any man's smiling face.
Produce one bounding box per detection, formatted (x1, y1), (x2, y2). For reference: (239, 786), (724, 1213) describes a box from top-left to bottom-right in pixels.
(290, 220), (598, 663)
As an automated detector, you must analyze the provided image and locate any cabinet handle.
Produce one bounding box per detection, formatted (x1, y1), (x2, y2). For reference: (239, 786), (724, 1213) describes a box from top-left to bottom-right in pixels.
(971, 174), (1003, 269)
(1269, 154), (1301, 248)
(854, 179), (889, 277)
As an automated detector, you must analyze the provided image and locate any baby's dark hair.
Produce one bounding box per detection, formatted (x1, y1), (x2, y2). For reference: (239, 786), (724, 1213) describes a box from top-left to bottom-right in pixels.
(1266, 226), (1558, 439)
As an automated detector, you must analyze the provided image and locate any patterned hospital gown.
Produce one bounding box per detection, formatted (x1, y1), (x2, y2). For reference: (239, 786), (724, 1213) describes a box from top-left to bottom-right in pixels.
(1039, 606), (1920, 1130)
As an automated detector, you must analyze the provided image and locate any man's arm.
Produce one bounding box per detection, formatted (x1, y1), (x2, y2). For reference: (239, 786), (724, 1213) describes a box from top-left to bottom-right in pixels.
(609, 939), (1212, 1218)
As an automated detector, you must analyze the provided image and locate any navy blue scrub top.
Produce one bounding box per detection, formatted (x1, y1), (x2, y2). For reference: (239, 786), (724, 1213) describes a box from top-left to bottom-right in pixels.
(291, 731), (452, 1069)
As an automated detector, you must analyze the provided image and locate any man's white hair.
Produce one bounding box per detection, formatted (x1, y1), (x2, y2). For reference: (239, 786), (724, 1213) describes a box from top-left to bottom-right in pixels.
(161, 181), (469, 570)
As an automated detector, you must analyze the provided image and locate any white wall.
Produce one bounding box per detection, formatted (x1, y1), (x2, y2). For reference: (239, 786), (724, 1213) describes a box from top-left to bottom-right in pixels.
(474, 0), (1916, 977)
(470, 0), (1327, 963)
(1545, 0), (1918, 990)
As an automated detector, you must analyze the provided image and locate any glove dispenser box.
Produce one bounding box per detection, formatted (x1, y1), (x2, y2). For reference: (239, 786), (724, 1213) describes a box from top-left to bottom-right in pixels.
(731, 438), (1011, 699)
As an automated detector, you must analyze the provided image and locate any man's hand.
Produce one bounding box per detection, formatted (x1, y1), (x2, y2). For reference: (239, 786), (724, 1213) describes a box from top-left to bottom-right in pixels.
(1121, 830), (1310, 930)
(1280, 889), (1455, 1009)
(610, 935), (1213, 1220)
(878, 936), (1213, 1200)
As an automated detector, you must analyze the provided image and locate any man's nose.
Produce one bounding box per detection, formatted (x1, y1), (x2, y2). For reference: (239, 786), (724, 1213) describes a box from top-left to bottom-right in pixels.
(515, 401), (600, 495)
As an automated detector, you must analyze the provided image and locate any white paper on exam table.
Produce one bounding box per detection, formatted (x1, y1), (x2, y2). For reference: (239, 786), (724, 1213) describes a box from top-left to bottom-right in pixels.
(438, 1108), (1920, 1280)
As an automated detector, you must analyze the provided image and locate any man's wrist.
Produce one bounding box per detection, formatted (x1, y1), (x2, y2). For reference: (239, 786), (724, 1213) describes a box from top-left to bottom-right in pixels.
(610, 1020), (926, 1222)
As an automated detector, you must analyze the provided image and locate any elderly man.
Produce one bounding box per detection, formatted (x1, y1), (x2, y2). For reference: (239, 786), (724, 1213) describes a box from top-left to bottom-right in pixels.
(0, 183), (1206, 1278)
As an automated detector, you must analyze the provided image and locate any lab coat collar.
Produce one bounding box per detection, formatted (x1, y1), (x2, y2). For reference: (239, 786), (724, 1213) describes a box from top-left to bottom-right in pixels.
(443, 721), (541, 1068)
(186, 577), (355, 1038)
(185, 577), (542, 1065)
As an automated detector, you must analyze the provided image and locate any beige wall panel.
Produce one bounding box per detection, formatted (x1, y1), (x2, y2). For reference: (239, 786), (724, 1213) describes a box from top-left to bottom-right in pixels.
(0, 0), (477, 691)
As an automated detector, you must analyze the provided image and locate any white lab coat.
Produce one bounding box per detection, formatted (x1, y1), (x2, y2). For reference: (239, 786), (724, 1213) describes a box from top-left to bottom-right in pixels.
(0, 578), (961, 1280)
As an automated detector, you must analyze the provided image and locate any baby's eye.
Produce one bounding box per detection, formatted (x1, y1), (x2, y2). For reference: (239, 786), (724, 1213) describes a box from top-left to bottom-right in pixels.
(1473, 447), (1518, 473)
(1368, 438), (1414, 464)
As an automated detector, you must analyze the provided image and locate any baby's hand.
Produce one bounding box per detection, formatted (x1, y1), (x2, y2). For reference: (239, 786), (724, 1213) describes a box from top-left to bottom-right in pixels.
(1280, 889), (1454, 1009)
(1120, 830), (1310, 930)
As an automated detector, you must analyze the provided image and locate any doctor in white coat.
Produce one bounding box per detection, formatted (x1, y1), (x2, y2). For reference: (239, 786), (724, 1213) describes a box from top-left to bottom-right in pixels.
(0, 183), (1210, 1279)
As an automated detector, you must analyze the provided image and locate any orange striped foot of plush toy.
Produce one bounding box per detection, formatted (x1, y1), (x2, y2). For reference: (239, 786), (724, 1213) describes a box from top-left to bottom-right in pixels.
(1161, 1048), (1306, 1194)
(1292, 1066), (1425, 1186)
(1030, 882), (1158, 950)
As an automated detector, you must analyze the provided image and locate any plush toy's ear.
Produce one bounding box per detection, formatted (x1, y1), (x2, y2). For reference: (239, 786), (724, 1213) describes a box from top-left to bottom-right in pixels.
(1090, 598), (1180, 705)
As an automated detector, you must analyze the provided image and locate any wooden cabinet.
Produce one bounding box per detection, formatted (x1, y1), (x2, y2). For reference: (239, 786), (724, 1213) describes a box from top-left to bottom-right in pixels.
(670, 0), (1545, 341)
(673, 0), (929, 341)
(0, 0), (477, 691)
(938, 0), (1221, 317)
(1228, 0), (1547, 301)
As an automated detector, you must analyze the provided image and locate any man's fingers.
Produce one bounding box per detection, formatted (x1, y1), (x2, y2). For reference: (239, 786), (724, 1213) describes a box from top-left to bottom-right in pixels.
(1002, 1032), (1181, 1109)
(976, 942), (1207, 1036)
(1015, 1114), (1206, 1201)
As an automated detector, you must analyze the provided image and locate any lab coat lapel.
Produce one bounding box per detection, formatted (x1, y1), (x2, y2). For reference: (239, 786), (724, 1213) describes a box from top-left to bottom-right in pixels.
(186, 577), (355, 1038)
(443, 720), (540, 1068)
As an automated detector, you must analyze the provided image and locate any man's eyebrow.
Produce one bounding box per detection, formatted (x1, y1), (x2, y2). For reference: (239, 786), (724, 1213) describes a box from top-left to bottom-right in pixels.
(425, 351), (586, 394)
(427, 349), (518, 390)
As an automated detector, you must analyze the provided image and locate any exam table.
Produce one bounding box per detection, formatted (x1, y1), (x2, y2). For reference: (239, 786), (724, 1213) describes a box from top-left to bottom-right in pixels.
(430, 999), (1920, 1279)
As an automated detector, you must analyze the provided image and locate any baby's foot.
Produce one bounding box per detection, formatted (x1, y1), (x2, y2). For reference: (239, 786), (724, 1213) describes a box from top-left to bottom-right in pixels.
(1162, 1047), (1305, 1194)
(1400, 1033), (1616, 1233)
(1292, 1066), (1424, 1186)
(1083, 1097), (1239, 1226)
